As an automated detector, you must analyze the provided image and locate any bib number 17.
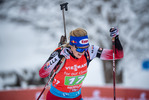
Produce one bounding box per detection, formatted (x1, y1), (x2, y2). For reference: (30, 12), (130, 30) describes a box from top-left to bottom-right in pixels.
(64, 74), (86, 86)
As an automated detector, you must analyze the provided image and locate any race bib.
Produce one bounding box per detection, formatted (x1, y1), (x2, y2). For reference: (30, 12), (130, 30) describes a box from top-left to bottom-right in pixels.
(64, 73), (87, 86)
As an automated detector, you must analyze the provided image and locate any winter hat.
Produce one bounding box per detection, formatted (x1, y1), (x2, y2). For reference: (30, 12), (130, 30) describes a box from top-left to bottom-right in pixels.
(69, 28), (89, 47)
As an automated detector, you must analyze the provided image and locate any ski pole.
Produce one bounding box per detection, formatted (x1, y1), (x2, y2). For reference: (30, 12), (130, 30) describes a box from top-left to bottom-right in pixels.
(110, 27), (116, 100)
(110, 27), (117, 100)
(59, 2), (68, 45)
(37, 58), (66, 100)
(37, 72), (55, 100)
(112, 37), (116, 100)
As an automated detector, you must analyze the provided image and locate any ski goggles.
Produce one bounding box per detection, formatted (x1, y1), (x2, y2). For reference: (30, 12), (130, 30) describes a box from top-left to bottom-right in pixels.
(75, 46), (88, 53)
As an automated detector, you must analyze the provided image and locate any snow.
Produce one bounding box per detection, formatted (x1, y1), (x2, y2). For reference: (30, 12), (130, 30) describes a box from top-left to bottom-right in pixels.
(0, 0), (149, 90)
(0, 22), (47, 71)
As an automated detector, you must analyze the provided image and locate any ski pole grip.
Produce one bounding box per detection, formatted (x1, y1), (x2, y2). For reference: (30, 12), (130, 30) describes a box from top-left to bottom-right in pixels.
(60, 2), (68, 11)
(60, 35), (66, 43)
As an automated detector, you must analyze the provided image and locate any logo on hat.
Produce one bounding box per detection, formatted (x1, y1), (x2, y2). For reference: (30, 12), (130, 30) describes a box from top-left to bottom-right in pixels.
(79, 39), (89, 44)
(71, 40), (77, 44)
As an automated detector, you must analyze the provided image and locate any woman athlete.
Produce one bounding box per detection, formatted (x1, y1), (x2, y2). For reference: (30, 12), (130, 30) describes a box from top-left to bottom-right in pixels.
(39, 27), (123, 100)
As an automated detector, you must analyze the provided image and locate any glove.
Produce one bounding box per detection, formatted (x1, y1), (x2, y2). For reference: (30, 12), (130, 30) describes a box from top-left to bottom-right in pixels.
(109, 27), (119, 37)
(60, 48), (70, 59)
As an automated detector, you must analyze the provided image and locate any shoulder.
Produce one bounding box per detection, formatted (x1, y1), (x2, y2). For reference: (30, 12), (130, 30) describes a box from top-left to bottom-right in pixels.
(54, 47), (61, 51)
(51, 47), (71, 59)
(87, 45), (102, 60)
(51, 47), (62, 57)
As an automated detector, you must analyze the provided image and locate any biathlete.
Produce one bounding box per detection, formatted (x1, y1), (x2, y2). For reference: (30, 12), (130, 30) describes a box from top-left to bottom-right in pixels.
(39, 27), (124, 100)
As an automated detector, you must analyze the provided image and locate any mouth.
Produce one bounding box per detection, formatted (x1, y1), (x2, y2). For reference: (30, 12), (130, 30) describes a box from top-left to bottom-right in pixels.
(78, 53), (83, 57)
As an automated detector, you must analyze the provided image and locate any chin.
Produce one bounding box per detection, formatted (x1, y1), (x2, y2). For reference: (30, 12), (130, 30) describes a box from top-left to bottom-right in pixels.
(77, 55), (82, 58)
(77, 57), (81, 59)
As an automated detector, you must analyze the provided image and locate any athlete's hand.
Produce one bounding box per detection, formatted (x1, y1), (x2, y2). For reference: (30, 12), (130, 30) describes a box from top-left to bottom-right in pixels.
(110, 27), (119, 37)
(60, 48), (70, 59)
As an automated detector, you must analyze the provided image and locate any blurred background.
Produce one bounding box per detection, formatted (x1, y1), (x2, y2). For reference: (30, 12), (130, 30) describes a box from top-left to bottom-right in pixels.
(0, 0), (149, 99)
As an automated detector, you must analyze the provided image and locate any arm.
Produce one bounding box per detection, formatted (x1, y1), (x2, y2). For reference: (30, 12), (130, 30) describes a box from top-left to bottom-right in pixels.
(100, 36), (123, 60)
(88, 28), (123, 61)
(39, 48), (63, 78)
(39, 47), (71, 78)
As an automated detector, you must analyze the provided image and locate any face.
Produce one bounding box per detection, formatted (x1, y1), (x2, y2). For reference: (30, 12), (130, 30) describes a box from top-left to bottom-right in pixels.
(70, 45), (88, 58)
